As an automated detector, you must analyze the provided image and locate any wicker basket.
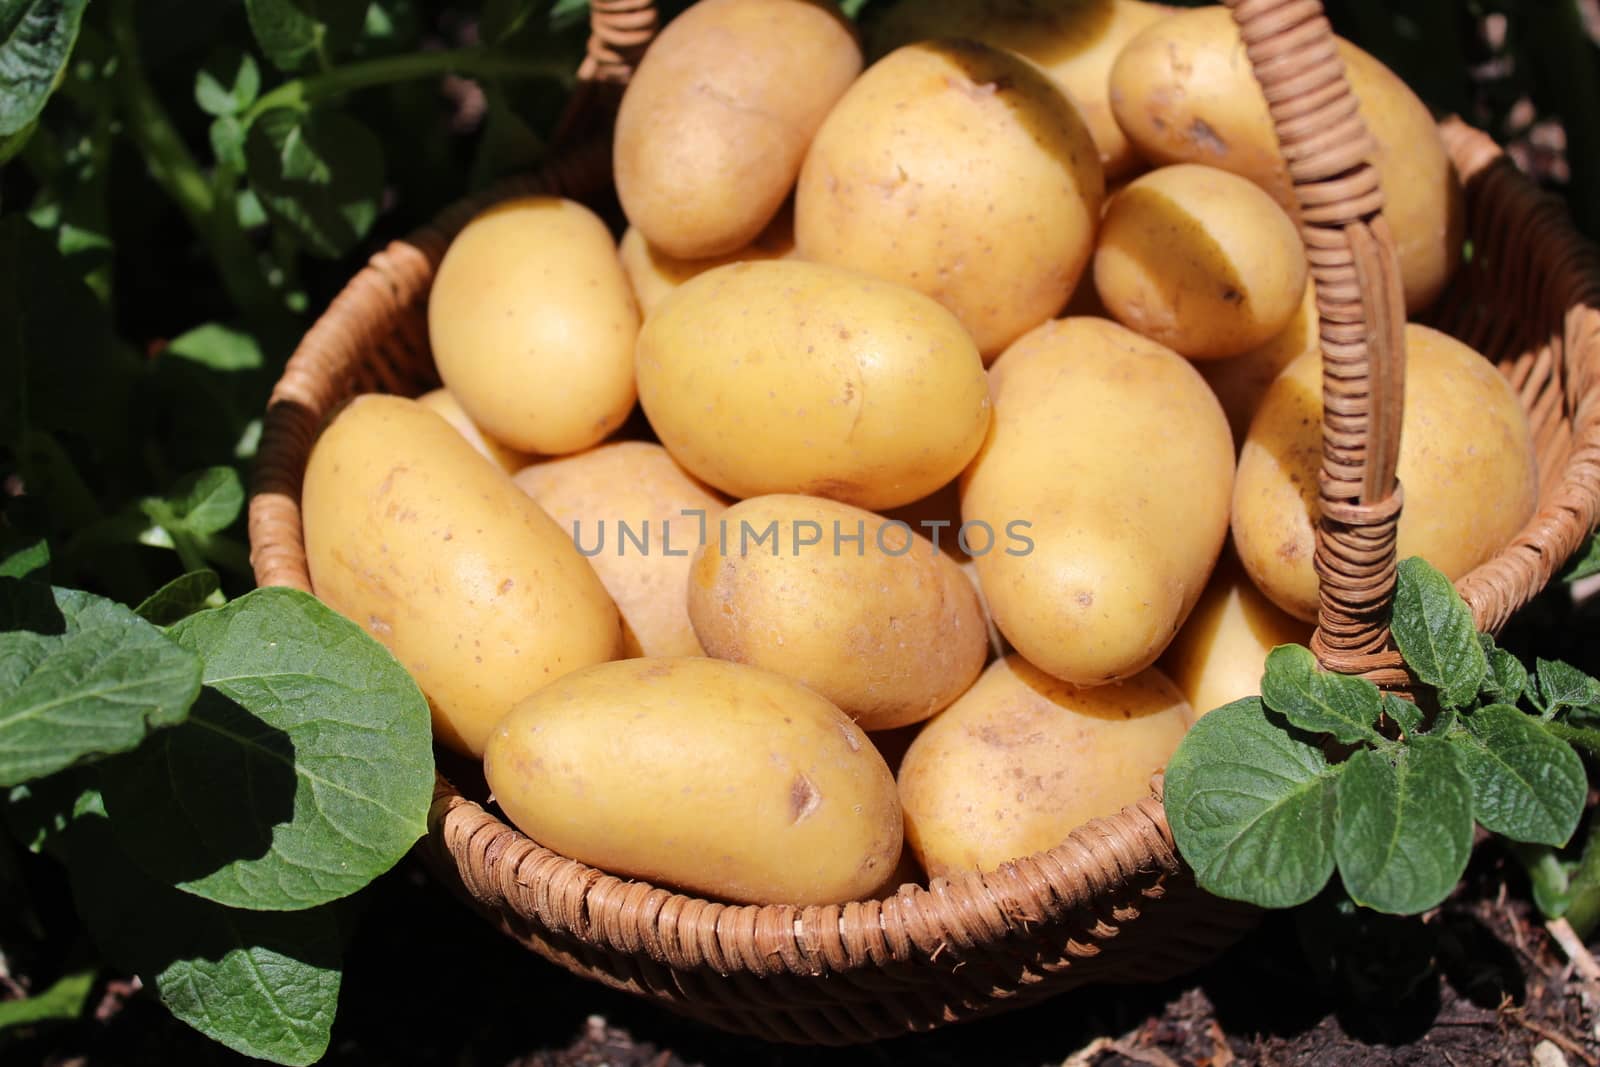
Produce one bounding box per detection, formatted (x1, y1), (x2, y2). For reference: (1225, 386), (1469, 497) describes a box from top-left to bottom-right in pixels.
(247, 0), (1600, 1045)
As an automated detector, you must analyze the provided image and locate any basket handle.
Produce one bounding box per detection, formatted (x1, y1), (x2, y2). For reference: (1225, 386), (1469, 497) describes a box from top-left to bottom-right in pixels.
(1225, 0), (1407, 679)
(549, 0), (660, 149)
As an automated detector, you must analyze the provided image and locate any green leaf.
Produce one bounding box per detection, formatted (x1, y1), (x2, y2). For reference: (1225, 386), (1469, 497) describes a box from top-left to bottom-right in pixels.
(1383, 693), (1423, 736)
(101, 586), (433, 911)
(60, 799), (341, 1066)
(0, 0), (90, 136)
(210, 114), (246, 172)
(1453, 704), (1585, 846)
(1478, 633), (1528, 706)
(0, 538), (48, 581)
(245, 108), (385, 259)
(1565, 533), (1600, 583)
(1260, 644), (1385, 744)
(0, 584), (201, 786)
(245, 0), (367, 72)
(0, 115), (37, 163)
(165, 323), (264, 373)
(0, 967), (93, 1032)
(1163, 697), (1341, 908)
(141, 467), (244, 539)
(1536, 659), (1600, 716)
(194, 47), (260, 117)
(1334, 736), (1474, 914)
(133, 571), (222, 626)
(1390, 557), (1485, 707)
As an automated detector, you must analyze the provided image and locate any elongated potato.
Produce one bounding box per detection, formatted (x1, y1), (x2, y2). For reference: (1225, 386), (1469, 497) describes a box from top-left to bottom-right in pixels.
(614, 0), (861, 259)
(961, 317), (1233, 684)
(302, 395), (623, 756)
(795, 39), (1104, 360)
(1233, 324), (1538, 621)
(1093, 164), (1307, 360)
(416, 388), (534, 474)
(636, 259), (991, 510)
(429, 197), (638, 455)
(688, 495), (987, 730)
(619, 206), (796, 320)
(898, 655), (1192, 878)
(484, 657), (903, 905)
(514, 442), (729, 658)
(1158, 546), (1311, 718)
(1199, 279), (1319, 449)
(869, 0), (1171, 179)
(1109, 6), (1464, 312)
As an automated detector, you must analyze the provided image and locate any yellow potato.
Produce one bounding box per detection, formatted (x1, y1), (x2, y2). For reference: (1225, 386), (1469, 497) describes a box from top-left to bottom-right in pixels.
(961, 317), (1234, 684)
(869, 0), (1171, 179)
(795, 39), (1104, 361)
(898, 655), (1192, 879)
(618, 205), (796, 320)
(1109, 6), (1464, 312)
(415, 388), (534, 474)
(1233, 324), (1539, 622)
(301, 395), (623, 757)
(688, 495), (987, 730)
(1200, 279), (1319, 449)
(483, 657), (903, 905)
(514, 442), (729, 659)
(1093, 164), (1307, 360)
(614, 0), (861, 259)
(428, 197), (638, 456)
(636, 259), (991, 510)
(1159, 546), (1312, 718)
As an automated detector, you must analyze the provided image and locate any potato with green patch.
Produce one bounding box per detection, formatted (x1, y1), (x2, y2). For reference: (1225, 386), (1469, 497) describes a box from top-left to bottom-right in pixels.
(484, 657), (903, 905)
(1233, 324), (1538, 622)
(795, 39), (1103, 361)
(301, 395), (622, 757)
(428, 197), (638, 456)
(898, 654), (1192, 878)
(688, 494), (987, 730)
(614, 0), (861, 259)
(636, 259), (991, 510)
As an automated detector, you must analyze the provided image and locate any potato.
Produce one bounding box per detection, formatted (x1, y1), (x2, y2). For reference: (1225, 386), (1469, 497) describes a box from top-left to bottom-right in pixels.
(1200, 279), (1319, 449)
(483, 657), (903, 905)
(1093, 164), (1307, 360)
(961, 317), (1234, 684)
(636, 259), (990, 510)
(1159, 546), (1311, 718)
(619, 205), (795, 320)
(415, 388), (534, 474)
(1233, 324), (1538, 622)
(898, 655), (1192, 879)
(869, 0), (1170, 179)
(795, 39), (1104, 361)
(1108, 6), (1464, 313)
(514, 443), (728, 659)
(614, 0), (861, 259)
(688, 495), (987, 730)
(302, 395), (623, 756)
(428, 197), (638, 456)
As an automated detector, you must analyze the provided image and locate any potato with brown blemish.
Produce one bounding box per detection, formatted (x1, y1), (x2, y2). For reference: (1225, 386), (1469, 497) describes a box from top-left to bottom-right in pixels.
(635, 259), (991, 510)
(1233, 324), (1539, 622)
(416, 388), (535, 474)
(1093, 164), (1307, 360)
(428, 196), (638, 456)
(301, 395), (623, 757)
(619, 205), (796, 321)
(614, 0), (861, 259)
(869, 0), (1172, 180)
(1108, 5), (1464, 313)
(483, 657), (904, 905)
(688, 494), (987, 731)
(1199, 279), (1319, 450)
(514, 442), (729, 658)
(794, 39), (1104, 361)
(960, 317), (1234, 685)
(898, 654), (1193, 878)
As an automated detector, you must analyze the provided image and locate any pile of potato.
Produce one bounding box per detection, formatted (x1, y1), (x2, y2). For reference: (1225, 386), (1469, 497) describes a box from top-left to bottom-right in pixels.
(300, 0), (1539, 906)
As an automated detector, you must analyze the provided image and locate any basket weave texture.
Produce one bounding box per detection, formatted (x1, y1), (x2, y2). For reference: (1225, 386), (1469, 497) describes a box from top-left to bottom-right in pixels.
(247, 0), (1600, 1045)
